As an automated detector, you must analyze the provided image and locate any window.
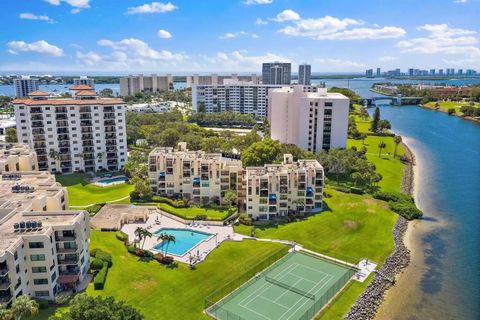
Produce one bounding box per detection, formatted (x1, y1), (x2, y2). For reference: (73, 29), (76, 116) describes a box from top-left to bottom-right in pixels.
(34, 278), (48, 285)
(51, 272), (57, 282)
(30, 254), (46, 261)
(14, 251), (18, 260)
(29, 242), (44, 249)
(32, 266), (47, 273)
(35, 291), (50, 297)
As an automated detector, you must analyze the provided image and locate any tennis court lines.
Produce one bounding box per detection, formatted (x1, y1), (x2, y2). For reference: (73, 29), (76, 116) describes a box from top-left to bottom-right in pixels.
(235, 262), (334, 320)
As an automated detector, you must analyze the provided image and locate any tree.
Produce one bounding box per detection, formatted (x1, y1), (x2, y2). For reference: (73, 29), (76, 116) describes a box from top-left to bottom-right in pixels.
(378, 119), (391, 132)
(5, 128), (17, 143)
(100, 88), (114, 97)
(159, 128), (181, 147)
(370, 107), (380, 132)
(11, 295), (39, 320)
(0, 304), (12, 320)
(393, 135), (402, 158)
(158, 233), (176, 257)
(134, 227), (144, 248)
(222, 190), (237, 207)
(134, 227), (151, 249)
(49, 293), (143, 320)
(378, 141), (386, 158)
(131, 176), (152, 201)
(240, 138), (282, 167)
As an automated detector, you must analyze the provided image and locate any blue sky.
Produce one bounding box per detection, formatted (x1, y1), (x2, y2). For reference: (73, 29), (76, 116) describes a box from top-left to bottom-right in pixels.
(1, 0), (479, 73)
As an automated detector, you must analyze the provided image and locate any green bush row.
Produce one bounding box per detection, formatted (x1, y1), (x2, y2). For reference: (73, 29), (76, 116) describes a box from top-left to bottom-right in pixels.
(373, 191), (422, 220)
(90, 258), (104, 271)
(93, 262), (108, 290)
(90, 249), (113, 267)
(373, 192), (413, 203)
(115, 231), (128, 242)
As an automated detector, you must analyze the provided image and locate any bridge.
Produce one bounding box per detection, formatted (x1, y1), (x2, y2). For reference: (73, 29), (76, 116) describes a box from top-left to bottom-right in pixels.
(364, 95), (423, 107)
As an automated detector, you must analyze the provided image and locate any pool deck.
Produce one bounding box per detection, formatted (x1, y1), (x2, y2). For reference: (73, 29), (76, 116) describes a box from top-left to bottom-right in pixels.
(121, 209), (245, 264)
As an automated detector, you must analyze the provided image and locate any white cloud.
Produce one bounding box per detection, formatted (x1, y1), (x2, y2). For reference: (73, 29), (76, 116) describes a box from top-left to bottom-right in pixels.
(397, 24), (479, 56)
(70, 8), (81, 14)
(75, 51), (102, 65)
(256, 18), (268, 25)
(19, 13), (55, 23)
(97, 38), (186, 61)
(244, 0), (273, 5)
(7, 40), (63, 56)
(378, 56), (397, 62)
(208, 50), (289, 70)
(315, 58), (365, 70)
(274, 9), (301, 22)
(220, 31), (259, 39)
(125, 2), (177, 15)
(454, 0), (467, 3)
(44, 0), (90, 8)
(157, 29), (173, 39)
(278, 15), (405, 40)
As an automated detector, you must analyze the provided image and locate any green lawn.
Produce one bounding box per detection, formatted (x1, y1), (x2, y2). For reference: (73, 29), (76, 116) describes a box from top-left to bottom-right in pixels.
(157, 203), (232, 221)
(424, 101), (480, 114)
(72, 231), (286, 320)
(55, 173), (134, 207)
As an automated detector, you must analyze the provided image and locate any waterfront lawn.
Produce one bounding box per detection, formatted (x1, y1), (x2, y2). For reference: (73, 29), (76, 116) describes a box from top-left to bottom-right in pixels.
(424, 101), (480, 114)
(236, 189), (397, 264)
(81, 231), (287, 320)
(157, 202), (232, 220)
(56, 173), (134, 207)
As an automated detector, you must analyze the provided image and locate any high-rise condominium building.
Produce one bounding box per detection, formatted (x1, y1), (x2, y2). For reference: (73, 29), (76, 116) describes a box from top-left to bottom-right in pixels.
(365, 69), (374, 77)
(185, 74), (259, 88)
(192, 80), (283, 118)
(376, 68), (381, 77)
(0, 146), (90, 304)
(73, 76), (94, 88)
(119, 74), (173, 96)
(262, 62), (291, 85)
(298, 64), (311, 85)
(13, 85), (127, 173)
(14, 76), (40, 98)
(148, 143), (244, 205)
(268, 86), (349, 152)
(246, 154), (324, 220)
(0, 143), (38, 172)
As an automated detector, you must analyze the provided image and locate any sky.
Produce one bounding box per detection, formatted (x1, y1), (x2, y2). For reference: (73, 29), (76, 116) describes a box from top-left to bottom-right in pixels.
(1, 0), (480, 74)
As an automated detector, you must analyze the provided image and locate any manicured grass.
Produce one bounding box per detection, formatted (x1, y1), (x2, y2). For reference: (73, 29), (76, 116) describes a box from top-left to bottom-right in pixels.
(236, 189), (397, 264)
(424, 101), (480, 114)
(157, 203), (232, 220)
(81, 231), (287, 320)
(56, 173), (134, 207)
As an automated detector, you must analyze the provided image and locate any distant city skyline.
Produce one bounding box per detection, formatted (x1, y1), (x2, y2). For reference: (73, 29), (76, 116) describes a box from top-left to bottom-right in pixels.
(1, 0), (479, 72)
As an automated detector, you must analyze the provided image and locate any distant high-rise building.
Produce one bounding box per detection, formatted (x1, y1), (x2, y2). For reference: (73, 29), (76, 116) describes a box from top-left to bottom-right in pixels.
(365, 69), (374, 77)
(438, 69), (444, 76)
(13, 76), (39, 98)
(430, 69), (436, 76)
(120, 74), (173, 96)
(395, 68), (401, 76)
(298, 64), (311, 85)
(408, 68), (414, 76)
(262, 62), (291, 85)
(376, 68), (381, 77)
(458, 69), (463, 76)
(73, 76), (94, 88)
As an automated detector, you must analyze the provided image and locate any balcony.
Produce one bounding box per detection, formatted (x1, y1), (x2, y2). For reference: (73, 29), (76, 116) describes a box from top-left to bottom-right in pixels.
(105, 128), (116, 133)
(0, 293), (12, 304)
(55, 231), (76, 242)
(107, 160), (118, 165)
(104, 106), (114, 112)
(79, 114), (91, 120)
(34, 142), (46, 149)
(84, 160), (95, 166)
(104, 120), (116, 126)
(82, 134), (93, 140)
(106, 140), (117, 146)
(0, 278), (11, 290)
(106, 153), (117, 159)
(268, 194), (277, 205)
(56, 114), (68, 120)
(192, 177), (200, 188)
(57, 128), (69, 134)
(260, 182), (268, 190)
(31, 121), (43, 128)
(104, 113), (115, 119)
(56, 245), (78, 254)
(79, 107), (91, 113)
(80, 120), (92, 127)
(0, 267), (8, 277)
(58, 257), (79, 265)
(58, 134), (69, 141)
(83, 146), (94, 153)
(57, 120), (69, 128)
(56, 107), (67, 113)
(106, 146), (117, 152)
(306, 187), (314, 197)
(59, 268), (80, 276)
(259, 190), (268, 198)
(81, 127), (93, 133)
(30, 107), (42, 114)
(82, 141), (93, 147)
(31, 115), (43, 121)
(105, 134), (116, 139)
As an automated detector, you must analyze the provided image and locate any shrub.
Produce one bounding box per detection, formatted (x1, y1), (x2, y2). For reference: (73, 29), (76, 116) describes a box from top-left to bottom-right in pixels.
(85, 203), (105, 216)
(334, 185), (351, 193)
(95, 251), (113, 267)
(93, 262), (108, 290)
(115, 231), (128, 242)
(127, 245), (136, 254)
(349, 187), (364, 194)
(447, 108), (456, 115)
(238, 213), (252, 226)
(160, 256), (174, 265)
(90, 248), (99, 257)
(194, 214), (207, 220)
(388, 201), (423, 220)
(373, 192), (413, 203)
(90, 258), (104, 271)
(134, 248), (152, 258)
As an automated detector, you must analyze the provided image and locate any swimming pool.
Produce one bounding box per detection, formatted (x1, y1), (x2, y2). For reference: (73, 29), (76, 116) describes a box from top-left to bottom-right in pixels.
(96, 176), (128, 186)
(152, 228), (213, 257)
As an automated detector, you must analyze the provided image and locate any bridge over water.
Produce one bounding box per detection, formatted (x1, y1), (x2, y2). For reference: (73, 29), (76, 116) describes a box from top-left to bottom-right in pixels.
(364, 95), (423, 107)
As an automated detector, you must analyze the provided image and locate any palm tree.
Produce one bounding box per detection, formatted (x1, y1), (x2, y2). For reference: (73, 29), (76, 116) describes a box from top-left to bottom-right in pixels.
(0, 304), (12, 320)
(134, 227), (144, 248)
(141, 229), (153, 249)
(49, 149), (61, 170)
(393, 135), (402, 158)
(378, 141), (386, 158)
(159, 233), (176, 256)
(11, 295), (39, 320)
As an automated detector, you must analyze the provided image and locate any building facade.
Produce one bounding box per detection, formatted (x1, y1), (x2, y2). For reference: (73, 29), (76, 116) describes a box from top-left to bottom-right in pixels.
(119, 74), (173, 96)
(13, 86), (128, 173)
(0, 150), (90, 304)
(246, 154), (324, 220)
(262, 62), (291, 85)
(192, 81), (283, 118)
(73, 76), (94, 88)
(298, 64), (311, 85)
(0, 143), (38, 172)
(268, 86), (349, 152)
(185, 74), (259, 88)
(14, 76), (39, 98)
(148, 143), (244, 205)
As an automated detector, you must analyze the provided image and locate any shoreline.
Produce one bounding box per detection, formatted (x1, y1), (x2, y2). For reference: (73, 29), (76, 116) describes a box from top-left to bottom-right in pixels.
(419, 103), (480, 124)
(343, 141), (416, 320)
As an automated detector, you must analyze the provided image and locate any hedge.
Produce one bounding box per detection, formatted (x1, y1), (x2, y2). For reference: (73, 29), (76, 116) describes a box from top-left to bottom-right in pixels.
(90, 258), (104, 271)
(115, 231), (128, 242)
(127, 245), (136, 254)
(388, 201), (423, 220)
(373, 192), (413, 203)
(93, 262), (108, 290)
(95, 251), (113, 267)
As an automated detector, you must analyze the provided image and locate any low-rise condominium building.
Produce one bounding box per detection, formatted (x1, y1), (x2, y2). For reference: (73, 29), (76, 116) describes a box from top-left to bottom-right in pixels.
(120, 74), (173, 96)
(0, 143), (38, 172)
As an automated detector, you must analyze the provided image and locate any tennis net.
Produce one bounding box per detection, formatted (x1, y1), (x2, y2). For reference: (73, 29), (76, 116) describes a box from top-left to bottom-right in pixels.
(265, 276), (316, 300)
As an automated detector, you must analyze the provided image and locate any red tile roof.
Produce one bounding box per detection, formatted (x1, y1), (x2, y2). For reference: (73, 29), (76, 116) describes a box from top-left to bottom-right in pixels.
(12, 98), (125, 106)
(28, 90), (50, 96)
(75, 90), (97, 96)
(69, 84), (93, 90)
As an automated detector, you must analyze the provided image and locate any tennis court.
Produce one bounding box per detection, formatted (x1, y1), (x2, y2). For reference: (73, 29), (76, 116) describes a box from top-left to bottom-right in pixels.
(207, 251), (357, 320)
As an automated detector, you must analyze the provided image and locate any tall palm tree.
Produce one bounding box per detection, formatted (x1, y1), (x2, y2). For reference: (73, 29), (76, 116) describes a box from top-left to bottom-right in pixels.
(11, 295), (39, 320)
(164, 234), (176, 256)
(159, 233), (176, 256)
(141, 229), (153, 249)
(134, 227), (144, 248)
(378, 141), (386, 158)
(393, 135), (402, 158)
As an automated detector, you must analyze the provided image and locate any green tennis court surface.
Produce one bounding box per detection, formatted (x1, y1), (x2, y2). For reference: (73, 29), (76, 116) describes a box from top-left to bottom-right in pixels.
(207, 251), (356, 320)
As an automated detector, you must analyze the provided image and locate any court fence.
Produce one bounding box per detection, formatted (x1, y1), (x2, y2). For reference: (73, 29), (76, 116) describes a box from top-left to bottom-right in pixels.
(205, 246), (290, 318)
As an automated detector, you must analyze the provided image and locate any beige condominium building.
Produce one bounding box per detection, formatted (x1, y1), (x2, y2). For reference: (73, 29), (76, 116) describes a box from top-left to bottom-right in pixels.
(120, 74), (173, 96)
(148, 142), (244, 205)
(13, 86), (128, 173)
(246, 154), (324, 220)
(185, 73), (259, 87)
(0, 143), (38, 172)
(0, 164), (89, 304)
(268, 85), (349, 153)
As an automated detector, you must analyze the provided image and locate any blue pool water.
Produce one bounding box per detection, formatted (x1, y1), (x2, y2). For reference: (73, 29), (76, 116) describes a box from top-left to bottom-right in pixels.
(97, 176), (128, 185)
(153, 228), (212, 256)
